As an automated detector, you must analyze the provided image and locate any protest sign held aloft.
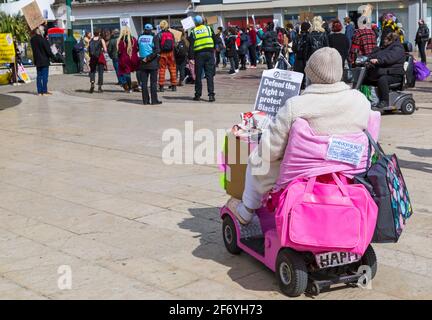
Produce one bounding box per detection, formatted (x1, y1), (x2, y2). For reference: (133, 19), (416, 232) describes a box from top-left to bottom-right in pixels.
(181, 17), (196, 31)
(254, 69), (303, 118)
(21, 1), (45, 31)
(0, 33), (15, 64)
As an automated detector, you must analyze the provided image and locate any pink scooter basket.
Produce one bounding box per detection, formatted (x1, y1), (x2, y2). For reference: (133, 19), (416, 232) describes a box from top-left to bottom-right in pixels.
(275, 173), (378, 255)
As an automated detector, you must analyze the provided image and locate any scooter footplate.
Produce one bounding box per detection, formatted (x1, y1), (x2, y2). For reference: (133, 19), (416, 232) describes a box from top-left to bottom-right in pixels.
(239, 215), (263, 240)
(240, 237), (265, 256)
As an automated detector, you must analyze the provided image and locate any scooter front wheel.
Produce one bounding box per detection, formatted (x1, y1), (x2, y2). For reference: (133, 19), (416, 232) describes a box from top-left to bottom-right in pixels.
(276, 249), (308, 297)
(222, 215), (241, 255)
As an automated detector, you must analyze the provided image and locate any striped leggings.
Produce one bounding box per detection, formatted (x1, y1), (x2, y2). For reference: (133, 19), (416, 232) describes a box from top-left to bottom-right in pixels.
(159, 51), (177, 86)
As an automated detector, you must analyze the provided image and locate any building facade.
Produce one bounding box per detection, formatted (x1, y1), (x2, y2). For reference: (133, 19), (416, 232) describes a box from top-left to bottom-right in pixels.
(195, 0), (432, 44)
(2, 0), (430, 44)
(66, 0), (192, 38)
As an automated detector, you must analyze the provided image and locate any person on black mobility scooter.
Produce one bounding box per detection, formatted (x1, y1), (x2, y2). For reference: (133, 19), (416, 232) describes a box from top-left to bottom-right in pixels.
(365, 32), (406, 110)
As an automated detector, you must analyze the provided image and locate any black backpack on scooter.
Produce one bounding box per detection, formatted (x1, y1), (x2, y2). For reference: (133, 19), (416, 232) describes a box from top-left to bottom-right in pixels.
(404, 55), (416, 88)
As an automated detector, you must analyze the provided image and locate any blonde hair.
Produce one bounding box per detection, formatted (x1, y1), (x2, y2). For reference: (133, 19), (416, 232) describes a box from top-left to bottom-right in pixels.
(117, 27), (133, 57)
(159, 20), (169, 31)
(310, 16), (325, 33)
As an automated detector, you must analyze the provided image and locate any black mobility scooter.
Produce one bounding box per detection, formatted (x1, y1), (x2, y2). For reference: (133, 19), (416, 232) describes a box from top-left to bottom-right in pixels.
(351, 52), (417, 115)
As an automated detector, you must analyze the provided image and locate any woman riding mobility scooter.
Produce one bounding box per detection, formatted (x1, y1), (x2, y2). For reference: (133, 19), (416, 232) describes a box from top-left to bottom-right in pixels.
(351, 34), (417, 115)
(220, 111), (381, 297)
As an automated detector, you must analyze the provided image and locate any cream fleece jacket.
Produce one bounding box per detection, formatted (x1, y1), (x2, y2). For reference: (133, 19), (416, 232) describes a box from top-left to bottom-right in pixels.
(248, 81), (372, 194)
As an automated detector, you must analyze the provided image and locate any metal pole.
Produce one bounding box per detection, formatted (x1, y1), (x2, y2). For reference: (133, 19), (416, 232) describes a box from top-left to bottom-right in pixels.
(420, 0), (423, 19)
(64, 0), (77, 73)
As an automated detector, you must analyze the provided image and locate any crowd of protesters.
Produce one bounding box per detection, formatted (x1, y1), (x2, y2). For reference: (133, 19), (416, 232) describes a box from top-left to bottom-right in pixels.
(29, 12), (430, 102)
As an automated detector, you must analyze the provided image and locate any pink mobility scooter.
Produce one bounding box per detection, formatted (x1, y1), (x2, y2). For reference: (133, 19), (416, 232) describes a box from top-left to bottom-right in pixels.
(220, 204), (377, 297)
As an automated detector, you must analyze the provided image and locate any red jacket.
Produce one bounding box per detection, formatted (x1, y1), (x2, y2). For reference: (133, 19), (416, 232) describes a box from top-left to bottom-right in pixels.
(236, 32), (241, 48)
(118, 36), (140, 75)
(249, 29), (257, 45)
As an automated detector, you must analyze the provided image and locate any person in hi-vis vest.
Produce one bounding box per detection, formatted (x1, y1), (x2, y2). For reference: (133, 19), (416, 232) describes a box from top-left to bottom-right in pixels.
(189, 15), (217, 102)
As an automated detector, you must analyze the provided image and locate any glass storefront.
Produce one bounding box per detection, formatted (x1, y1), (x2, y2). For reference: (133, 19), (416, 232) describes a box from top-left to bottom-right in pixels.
(73, 19), (91, 40)
(92, 18), (120, 33)
(142, 15), (187, 30)
(73, 18), (120, 39)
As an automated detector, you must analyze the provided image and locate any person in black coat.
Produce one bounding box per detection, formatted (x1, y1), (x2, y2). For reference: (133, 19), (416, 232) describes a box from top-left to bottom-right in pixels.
(415, 19), (430, 64)
(306, 17), (329, 61)
(328, 20), (349, 68)
(293, 22), (310, 89)
(262, 22), (279, 69)
(30, 25), (55, 96)
(367, 32), (406, 109)
(225, 27), (239, 75)
(238, 29), (249, 70)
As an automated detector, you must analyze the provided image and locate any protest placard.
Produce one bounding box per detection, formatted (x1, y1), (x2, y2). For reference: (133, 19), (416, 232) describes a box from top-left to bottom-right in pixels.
(299, 11), (314, 22)
(120, 17), (130, 28)
(254, 69), (303, 118)
(0, 33), (15, 64)
(181, 16), (196, 30)
(169, 28), (182, 42)
(21, 1), (45, 31)
(206, 16), (218, 25)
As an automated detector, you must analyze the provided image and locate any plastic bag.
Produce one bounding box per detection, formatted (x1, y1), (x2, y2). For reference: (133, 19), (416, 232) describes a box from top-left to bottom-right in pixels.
(414, 61), (431, 81)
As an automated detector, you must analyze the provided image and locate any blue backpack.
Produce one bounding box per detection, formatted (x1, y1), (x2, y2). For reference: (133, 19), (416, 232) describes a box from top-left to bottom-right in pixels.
(138, 34), (154, 59)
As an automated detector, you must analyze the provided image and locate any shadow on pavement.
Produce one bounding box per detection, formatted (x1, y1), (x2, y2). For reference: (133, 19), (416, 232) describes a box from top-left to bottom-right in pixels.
(0, 94), (22, 110)
(8, 90), (36, 95)
(181, 207), (279, 294)
(162, 96), (195, 101)
(398, 146), (432, 158)
(117, 98), (143, 105)
(75, 89), (124, 94)
(398, 159), (432, 174)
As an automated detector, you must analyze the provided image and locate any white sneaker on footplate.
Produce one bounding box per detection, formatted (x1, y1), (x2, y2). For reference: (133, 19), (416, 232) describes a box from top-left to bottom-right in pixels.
(226, 197), (252, 225)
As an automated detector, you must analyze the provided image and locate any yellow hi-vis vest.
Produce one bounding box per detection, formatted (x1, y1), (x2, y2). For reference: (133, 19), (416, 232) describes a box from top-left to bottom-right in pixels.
(192, 25), (214, 52)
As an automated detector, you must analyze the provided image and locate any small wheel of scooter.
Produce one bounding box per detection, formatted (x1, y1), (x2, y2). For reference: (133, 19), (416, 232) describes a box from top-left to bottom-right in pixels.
(222, 215), (241, 255)
(401, 98), (416, 115)
(360, 245), (378, 280)
(276, 249), (308, 297)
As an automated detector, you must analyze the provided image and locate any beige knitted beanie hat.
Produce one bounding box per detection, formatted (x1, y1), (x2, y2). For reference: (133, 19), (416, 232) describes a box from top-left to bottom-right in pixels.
(304, 47), (343, 84)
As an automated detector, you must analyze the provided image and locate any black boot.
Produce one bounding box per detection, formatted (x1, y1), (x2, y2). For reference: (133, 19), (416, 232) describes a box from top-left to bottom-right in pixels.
(89, 82), (95, 94)
(376, 101), (389, 109)
(209, 95), (215, 102)
(98, 85), (103, 93)
(151, 100), (162, 105)
(193, 95), (201, 101)
(159, 85), (164, 92)
(171, 85), (177, 92)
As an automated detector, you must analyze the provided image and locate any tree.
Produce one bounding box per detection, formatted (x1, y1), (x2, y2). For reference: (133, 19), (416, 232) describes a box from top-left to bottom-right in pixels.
(0, 11), (30, 43)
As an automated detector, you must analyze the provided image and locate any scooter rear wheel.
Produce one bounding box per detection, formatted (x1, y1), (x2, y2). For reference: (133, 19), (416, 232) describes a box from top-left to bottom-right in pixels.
(276, 249), (308, 297)
(222, 215), (241, 255)
(360, 245), (378, 280)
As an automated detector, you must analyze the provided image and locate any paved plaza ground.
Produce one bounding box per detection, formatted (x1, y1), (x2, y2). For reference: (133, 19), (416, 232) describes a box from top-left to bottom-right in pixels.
(0, 62), (432, 299)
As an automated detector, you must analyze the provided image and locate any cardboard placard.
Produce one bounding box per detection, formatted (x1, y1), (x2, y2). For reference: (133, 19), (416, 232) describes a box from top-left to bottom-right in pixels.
(181, 16), (196, 30)
(206, 16), (218, 25)
(0, 33), (15, 64)
(299, 11), (314, 22)
(120, 17), (130, 28)
(224, 133), (251, 200)
(169, 28), (182, 42)
(22, 1), (45, 31)
(254, 69), (303, 119)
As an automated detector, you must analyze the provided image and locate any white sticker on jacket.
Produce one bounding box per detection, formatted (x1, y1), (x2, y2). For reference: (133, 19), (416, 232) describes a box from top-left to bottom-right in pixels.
(326, 138), (365, 167)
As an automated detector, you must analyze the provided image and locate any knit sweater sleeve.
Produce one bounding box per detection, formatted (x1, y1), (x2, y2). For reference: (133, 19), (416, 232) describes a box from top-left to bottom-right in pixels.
(248, 101), (294, 193)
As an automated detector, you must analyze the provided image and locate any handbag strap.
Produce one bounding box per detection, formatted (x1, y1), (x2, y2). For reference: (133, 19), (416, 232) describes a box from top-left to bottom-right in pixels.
(331, 173), (349, 197)
(305, 174), (349, 197)
(364, 129), (386, 164)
